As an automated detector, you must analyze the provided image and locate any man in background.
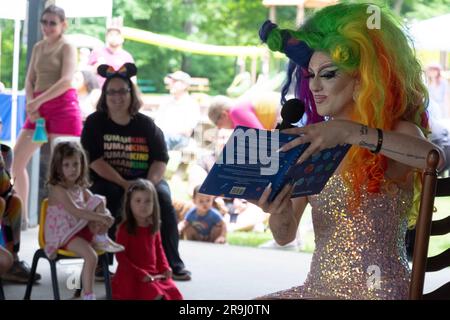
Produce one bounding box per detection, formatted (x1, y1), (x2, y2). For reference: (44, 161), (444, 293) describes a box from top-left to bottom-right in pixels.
(154, 71), (201, 150)
(88, 21), (135, 87)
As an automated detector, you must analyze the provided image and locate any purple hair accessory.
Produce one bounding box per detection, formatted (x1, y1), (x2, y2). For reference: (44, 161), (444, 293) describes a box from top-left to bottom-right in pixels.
(258, 20), (314, 68)
(259, 20), (277, 42)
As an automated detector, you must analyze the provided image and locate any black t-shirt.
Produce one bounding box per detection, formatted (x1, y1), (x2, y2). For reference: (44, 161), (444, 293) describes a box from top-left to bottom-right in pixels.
(81, 111), (169, 182)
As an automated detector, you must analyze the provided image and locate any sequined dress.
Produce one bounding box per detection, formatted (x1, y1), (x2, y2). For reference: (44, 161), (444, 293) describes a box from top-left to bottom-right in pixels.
(263, 174), (412, 300)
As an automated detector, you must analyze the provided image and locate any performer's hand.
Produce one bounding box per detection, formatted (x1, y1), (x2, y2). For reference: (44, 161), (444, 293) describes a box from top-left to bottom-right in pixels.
(280, 119), (354, 164)
(250, 182), (295, 217)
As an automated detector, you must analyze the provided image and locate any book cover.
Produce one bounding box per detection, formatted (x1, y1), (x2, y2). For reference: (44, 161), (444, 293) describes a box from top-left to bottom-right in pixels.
(199, 126), (351, 201)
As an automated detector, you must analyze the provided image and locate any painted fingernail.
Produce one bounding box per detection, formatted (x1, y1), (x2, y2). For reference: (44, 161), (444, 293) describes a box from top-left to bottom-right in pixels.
(266, 182), (272, 189)
(276, 147), (284, 153)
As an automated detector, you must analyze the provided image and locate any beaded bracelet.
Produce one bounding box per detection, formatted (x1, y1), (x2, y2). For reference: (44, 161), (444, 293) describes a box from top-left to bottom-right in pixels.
(372, 128), (383, 154)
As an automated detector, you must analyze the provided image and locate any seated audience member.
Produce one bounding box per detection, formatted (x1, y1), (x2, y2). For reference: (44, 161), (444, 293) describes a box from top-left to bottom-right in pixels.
(208, 93), (280, 130)
(72, 70), (101, 121)
(0, 245), (13, 277)
(81, 62), (191, 281)
(1, 143), (41, 283)
(178, 186), (226, 244)
(154, 71), (201, 150)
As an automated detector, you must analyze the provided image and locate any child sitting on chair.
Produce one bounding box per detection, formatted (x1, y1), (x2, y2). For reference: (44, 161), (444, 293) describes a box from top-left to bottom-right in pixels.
(178, 186), (227, 244)
(0, 149), (13, 276)
(1, 140), (40, 283)
(46, 141), (124, 300)
(0, 146), (13, 277)
(112, 179), (183, 300)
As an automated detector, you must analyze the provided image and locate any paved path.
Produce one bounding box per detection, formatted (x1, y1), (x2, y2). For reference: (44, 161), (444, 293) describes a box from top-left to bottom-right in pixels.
(2, 227), (447, 300)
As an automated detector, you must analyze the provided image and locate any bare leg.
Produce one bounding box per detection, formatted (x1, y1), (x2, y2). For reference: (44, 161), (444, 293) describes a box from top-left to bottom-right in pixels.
(0, 246), (13, 276)
(209, 224), (226, 243)
(0, 198), (5, 220)
(65, 237), (98, 295)
(11, 130), (41, 227)
(184, 225), (204, 241)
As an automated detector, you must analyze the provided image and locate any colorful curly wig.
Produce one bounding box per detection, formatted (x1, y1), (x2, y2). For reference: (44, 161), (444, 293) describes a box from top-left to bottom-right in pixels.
(260, 3), (430, 226)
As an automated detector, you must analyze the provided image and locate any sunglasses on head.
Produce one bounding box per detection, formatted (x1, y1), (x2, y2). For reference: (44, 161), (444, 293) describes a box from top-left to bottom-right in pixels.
(40, 19), (58, 27)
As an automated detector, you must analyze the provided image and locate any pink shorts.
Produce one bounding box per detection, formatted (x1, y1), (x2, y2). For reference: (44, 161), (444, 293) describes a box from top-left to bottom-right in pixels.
(23, 88), (82, 136)
(63, 226), (94, 249)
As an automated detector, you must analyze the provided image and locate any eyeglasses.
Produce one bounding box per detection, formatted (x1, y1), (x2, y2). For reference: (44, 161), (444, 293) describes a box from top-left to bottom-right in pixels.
(40, 19), (59, 27)
(105, 88), (131, 96)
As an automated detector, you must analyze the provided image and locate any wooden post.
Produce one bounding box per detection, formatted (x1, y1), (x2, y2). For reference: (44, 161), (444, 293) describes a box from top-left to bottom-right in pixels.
(26, 0), (47, 227)
(409, 149), (439, 299)
(251, 56), (258, 84)
(296, 3), (304, 26)
(269, 6), (276, 23)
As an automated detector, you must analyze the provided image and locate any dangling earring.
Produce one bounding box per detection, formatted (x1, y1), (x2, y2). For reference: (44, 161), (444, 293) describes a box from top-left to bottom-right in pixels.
(353, 81), (360, 103)
(352, 90), (359, 102)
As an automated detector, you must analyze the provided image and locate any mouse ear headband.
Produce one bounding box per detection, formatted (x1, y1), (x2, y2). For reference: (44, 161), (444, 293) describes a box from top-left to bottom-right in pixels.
(97, 62), (137, 79)
(259, 20), (313, 68)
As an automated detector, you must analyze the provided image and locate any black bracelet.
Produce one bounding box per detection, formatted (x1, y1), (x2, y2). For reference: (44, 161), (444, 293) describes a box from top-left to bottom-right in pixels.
(372, 128), (383, 154)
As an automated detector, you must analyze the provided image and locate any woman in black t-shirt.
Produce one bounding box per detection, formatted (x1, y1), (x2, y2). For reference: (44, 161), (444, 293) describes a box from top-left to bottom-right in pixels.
(81, 63), (191, 281)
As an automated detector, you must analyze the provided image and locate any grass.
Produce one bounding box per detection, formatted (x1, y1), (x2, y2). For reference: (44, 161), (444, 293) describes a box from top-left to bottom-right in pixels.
(167, 168), (450, 255)
(429, 197), (450, 256)
(225, 206), (316, 251)
(227, 230), (274, 247)
(225, 198), (450, 257)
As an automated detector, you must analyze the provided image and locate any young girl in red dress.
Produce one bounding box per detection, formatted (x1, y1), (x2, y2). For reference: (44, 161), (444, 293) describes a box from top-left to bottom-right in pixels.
(112, 179), (183, 300)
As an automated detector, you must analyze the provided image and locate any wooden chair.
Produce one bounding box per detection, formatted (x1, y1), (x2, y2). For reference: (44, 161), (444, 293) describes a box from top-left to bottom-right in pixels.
(0, 278), (4, 300)
(409, 149), (450, 299)
(23, 199), (112, 300)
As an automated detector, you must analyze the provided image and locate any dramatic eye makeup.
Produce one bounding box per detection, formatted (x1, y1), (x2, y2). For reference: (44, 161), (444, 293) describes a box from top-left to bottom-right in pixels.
(304, 67), (339, 80)
(319, 68), (339, 79)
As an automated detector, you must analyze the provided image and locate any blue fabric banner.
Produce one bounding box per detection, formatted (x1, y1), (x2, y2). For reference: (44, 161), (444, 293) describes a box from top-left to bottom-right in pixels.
(0, 92), (26, 141)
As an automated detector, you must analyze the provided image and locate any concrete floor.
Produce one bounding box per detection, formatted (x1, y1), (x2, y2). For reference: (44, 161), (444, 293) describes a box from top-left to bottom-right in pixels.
(2, 226), (311, 300)
(2, 226), (448, 300)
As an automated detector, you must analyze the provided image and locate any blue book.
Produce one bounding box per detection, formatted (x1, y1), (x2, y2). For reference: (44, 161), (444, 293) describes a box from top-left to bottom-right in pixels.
(199, 126), (351, 201)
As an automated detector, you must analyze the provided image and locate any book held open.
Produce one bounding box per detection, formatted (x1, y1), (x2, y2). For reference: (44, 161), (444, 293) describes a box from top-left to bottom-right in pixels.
(200, 126), (351, 201)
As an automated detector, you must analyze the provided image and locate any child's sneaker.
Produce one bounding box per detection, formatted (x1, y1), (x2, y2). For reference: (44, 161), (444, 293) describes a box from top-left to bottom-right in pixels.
(83, 292), (96, 300)
(92, 236), (124, 253)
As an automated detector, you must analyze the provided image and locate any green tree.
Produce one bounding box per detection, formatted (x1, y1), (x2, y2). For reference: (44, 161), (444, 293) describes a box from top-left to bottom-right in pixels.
(109, 0), (298, 94)
(344, 0), (450, 19)
(0, 20), (27, 90)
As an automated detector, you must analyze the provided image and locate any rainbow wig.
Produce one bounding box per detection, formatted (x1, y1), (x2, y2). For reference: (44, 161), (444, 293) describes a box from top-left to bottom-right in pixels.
(260, 3), (429, 226)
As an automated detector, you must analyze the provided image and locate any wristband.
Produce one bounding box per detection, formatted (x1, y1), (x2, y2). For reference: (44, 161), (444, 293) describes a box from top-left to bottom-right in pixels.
(371, 128), (383, 154)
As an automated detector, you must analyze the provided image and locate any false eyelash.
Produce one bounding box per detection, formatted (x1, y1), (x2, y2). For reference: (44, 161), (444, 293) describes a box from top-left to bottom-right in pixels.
(320, 70), (338, 79)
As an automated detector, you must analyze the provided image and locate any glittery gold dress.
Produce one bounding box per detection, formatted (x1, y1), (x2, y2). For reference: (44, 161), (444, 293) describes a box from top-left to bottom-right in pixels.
(262, 174), (412, 300)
